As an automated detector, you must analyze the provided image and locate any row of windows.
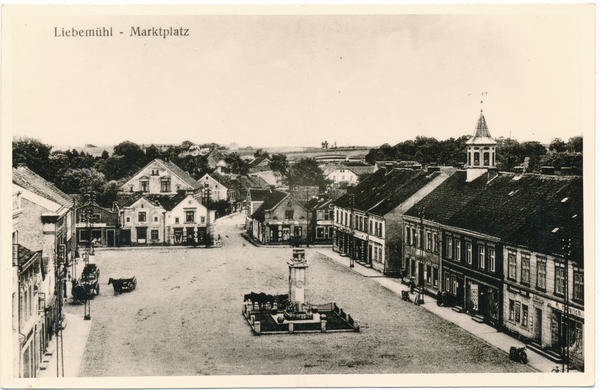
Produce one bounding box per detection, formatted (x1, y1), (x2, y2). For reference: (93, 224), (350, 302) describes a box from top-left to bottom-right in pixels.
(335, 209), (383, 237)
(445, 236), (496, 273)
(139, 179), (172, 193)
(126, 211), (204, 224)
(508, 251), (583, 301)
(405, 226), (439, 253)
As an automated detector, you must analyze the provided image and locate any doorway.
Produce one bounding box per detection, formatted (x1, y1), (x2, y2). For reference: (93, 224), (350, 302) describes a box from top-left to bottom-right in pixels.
(534, 308), (542, 344)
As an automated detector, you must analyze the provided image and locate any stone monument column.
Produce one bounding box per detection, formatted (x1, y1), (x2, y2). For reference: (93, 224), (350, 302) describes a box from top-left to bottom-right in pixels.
(288, 249), (309, 306)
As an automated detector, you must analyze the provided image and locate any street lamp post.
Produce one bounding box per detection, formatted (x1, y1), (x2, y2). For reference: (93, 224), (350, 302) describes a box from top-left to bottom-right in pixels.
(349, 192), (355, 268)
(417, 207), (426, 305)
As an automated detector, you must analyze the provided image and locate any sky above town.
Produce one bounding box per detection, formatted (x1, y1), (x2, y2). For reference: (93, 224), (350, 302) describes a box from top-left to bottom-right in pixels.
(7, 5), (594, 150)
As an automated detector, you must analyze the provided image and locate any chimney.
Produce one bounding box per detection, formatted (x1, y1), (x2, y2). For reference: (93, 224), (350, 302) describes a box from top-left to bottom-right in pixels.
(270, 185), (275, 193)
(541, 166), (555, 175)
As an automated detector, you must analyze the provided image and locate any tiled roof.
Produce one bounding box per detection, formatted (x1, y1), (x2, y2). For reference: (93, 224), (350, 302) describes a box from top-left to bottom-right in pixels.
(116, 192), (191, 211)
(159, 160), (202, 190)
(16, 244), (41, 270)
(333, 168), (445, 216)
(248, 189), (273, 202)
(250, 190), (290, 222)
(209, 171), (236, 189)
(13, 166), (74, 210)
(404, 171), (583, 257)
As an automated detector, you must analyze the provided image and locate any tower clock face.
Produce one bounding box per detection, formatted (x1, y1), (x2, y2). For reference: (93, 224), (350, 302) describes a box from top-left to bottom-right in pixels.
(295, 280), (304, 288)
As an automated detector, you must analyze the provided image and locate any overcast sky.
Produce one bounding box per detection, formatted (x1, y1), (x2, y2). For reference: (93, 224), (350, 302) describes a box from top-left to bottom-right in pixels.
(8, 6), (594, 149)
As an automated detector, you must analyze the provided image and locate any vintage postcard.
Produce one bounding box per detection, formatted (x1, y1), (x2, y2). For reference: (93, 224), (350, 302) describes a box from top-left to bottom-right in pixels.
(2, 4), (595, 389)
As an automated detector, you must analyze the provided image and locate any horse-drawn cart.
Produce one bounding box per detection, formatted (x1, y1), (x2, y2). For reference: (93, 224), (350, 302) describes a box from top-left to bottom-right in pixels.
(108, 276), (137, 295)
(72, 264), (100, 303)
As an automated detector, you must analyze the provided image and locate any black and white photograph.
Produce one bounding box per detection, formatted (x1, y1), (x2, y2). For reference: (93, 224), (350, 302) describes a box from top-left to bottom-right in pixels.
(2, 4), (594, 388)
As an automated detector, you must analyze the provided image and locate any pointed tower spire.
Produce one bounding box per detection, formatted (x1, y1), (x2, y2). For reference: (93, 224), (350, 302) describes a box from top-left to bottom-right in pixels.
(465, 110), (497, 182)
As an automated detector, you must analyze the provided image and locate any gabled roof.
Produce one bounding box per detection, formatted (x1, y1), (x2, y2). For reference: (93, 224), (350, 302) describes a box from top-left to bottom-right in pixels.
(251, 190), (296, 222)
(13, 166), (73, 210)
(249, 157), (271, 167)
(206, 171), (236, 189)
(466, 111), (496, 145)
(404, 171), (583, 257)
(333, 168), (445, 216)
(239, 175), (271, 189)
(159, 160), (203, 190)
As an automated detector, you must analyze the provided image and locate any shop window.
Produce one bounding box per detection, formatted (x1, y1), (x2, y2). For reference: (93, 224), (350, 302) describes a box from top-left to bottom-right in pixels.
(433, 268), (438, 286)
(521, 254), (530, 285)
(151, 230), (159, 240)
(537, 258), (547, 290)
(509, 299), (515, 321)
(508, 252), (517, 280)
(138, 212), (146, 222)
(317, 227), (325, 238)
(522, 305), (529, 327)
(426, 265), (432, 284)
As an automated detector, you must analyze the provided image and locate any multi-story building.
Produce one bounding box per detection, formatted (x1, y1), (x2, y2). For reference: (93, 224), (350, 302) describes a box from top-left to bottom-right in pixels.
(12, 166), (75, 378)
(332, 165), (453, 274)
(248, 190), (312, 245)
(75, 199), (119, 248)
(402, 110), (584, 369)
(116, 193), (214, 246)
(119, 159), (202, 196)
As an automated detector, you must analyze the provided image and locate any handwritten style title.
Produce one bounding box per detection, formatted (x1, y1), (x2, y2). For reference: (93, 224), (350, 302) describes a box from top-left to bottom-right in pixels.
(54, 27), (190, 39)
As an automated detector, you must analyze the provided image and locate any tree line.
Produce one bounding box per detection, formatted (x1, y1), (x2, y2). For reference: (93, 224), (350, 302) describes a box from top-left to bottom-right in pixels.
(365, 135), (582, 174)
(12, 138), (334, 206)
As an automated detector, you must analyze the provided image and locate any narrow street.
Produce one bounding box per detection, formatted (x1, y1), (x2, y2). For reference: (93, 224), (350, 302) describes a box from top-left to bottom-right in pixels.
(67, 212), (535, 376)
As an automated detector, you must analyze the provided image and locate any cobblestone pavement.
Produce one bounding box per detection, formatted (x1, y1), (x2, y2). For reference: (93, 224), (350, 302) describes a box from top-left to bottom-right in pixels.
(59, 212), (538, 378)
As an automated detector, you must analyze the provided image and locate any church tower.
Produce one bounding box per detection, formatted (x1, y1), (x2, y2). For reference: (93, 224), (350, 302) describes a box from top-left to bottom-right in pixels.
(465, 110), (497, 182)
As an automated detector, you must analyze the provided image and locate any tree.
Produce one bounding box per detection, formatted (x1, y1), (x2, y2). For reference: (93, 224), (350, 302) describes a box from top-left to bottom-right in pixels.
(145, 145), (161, 161)
(223, 153), (249, 175)
(253, 149), (270, 160)
(549, 138), (568, 153)
(12, 137), (53, 180)
(101, 150), (110, 159)
(567, 136), (583, 153)
(113, 141), (147, 173)
(269, 153), (289, 176)
(94, 155), (132, 182)
(288, 158), (332, 191)
(60, 168), (106, 194)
